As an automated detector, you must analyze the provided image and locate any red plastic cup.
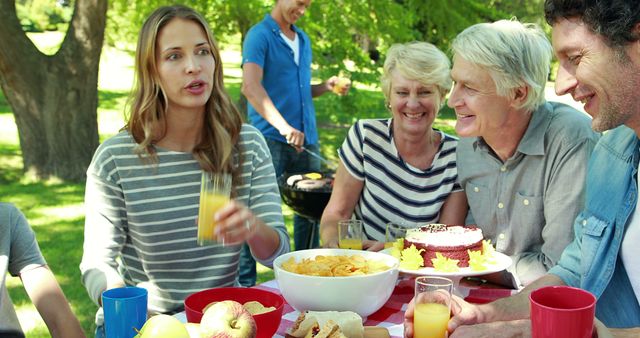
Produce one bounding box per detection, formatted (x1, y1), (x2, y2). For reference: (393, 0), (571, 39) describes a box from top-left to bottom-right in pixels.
(529, 286), (596, 338)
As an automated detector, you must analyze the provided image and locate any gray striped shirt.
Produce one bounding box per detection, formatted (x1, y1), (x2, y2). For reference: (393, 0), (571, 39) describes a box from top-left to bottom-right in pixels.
(80, 124), (288, 313)
(339, 118), (462, 240)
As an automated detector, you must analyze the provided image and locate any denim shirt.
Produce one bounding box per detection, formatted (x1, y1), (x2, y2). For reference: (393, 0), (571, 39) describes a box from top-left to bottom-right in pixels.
(242, 14), (318, 145)
(549, 126), (640, 328)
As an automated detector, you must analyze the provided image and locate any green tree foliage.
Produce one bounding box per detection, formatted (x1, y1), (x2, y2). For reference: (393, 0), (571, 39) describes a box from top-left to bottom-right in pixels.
(106, 0), (414, 82)
(106, 0), (271, 48)
(301, 0), (418, 126)
(16, 0), (73, 32)
(105, 0), (547, 80)
(204, 1), (271, 43)
(404, 0), (505, 49)
(490, 0), (546, 24)
(304, 0), (415, 82)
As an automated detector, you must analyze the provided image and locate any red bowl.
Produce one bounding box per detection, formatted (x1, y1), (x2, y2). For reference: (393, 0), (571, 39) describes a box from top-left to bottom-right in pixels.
(184, 287), (284, 338)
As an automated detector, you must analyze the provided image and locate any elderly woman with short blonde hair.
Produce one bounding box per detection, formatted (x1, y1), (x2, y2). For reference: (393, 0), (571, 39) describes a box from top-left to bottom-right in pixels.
(320, 41), (468, 250)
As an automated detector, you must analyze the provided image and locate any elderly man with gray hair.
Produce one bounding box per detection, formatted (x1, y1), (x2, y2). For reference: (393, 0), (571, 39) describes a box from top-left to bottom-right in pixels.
(448, 19), (599, 287)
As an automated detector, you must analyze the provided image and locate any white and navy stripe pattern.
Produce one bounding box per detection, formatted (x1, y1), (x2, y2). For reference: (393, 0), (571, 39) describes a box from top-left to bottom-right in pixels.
(80, 124), (288, 314)
(339, 118), (462, 241)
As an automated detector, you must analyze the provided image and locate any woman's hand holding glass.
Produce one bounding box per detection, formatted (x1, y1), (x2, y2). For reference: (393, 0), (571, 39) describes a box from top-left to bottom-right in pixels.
(213, 200), (259, 246)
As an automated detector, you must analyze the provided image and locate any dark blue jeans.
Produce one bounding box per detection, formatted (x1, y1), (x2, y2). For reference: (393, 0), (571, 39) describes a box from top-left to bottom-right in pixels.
(238, 139), (321, 286)
(95, 324), (105, 338)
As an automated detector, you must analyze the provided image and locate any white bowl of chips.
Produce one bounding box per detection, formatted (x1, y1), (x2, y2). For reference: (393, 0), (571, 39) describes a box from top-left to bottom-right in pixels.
(273, 248), (400, 317)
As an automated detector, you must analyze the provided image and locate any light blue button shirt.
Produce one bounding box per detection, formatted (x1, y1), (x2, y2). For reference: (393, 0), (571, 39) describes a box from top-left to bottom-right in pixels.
(550, 125), (640, 328)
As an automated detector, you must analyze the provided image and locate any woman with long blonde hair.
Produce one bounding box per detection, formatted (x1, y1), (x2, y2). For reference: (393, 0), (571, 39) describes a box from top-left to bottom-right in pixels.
(80, 5), (289, 336)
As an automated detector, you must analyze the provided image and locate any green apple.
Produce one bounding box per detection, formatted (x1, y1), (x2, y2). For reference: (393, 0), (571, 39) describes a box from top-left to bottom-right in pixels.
(134, 314), (190, 338)
(185, 323), (202, 338)
(200, 300), (257, 338)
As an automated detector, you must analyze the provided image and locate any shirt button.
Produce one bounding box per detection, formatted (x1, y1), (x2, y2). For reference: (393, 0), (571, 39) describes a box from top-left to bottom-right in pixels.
(474, 187), (479, 192)
(523, 199), (530, 206)
(498, 202), (504, 209)
(582, 220), (587, 226)
(499, 233), (506, 239)
(500, 166), (507, 172)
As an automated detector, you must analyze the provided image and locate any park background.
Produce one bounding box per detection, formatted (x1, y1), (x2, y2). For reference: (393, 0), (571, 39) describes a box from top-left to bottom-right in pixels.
(1, 1), (581, 336)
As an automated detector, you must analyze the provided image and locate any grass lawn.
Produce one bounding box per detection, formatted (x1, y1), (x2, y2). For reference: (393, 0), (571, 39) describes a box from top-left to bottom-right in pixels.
(2, 33), (457, 337)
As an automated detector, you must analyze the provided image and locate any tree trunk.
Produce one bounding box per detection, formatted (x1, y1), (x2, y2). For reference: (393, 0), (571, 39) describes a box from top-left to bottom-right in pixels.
(0, 0), (107, 182)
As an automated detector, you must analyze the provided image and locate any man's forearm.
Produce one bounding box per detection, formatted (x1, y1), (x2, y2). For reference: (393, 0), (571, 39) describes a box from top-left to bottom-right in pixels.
(311, 82), (330, 97)
(482, 274), (565, 322)
(243, 83), (290, 131)
(609, 327), (640, 338)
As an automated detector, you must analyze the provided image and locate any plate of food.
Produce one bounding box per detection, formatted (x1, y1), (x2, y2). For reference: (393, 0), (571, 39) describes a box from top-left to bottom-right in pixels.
(384, 249), (512, 278)
(381, 224), (513, 281)
(285, 310), (390, 338)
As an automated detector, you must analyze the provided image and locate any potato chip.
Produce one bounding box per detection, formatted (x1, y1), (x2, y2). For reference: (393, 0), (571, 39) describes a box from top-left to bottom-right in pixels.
(203, 300), (275, 315)
(281, 255), (391, 277)
(243, 300), (276, 315)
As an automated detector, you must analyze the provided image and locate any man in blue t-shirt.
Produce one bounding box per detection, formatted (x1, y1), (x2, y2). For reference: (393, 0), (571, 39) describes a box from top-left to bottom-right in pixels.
(240, 0), (349, 286)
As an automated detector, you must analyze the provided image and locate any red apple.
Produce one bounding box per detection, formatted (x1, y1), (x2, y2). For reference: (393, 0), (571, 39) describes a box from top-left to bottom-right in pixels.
(200, 300), (257, 338)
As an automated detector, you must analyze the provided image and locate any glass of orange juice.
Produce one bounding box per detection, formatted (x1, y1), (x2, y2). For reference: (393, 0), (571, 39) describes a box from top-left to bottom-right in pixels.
(384, 222), (407, 249)
(338, 219), (363, 250)
(197, 172), (232, 246)
(332, 76), (351, 95)
(414, 276), (453, 338)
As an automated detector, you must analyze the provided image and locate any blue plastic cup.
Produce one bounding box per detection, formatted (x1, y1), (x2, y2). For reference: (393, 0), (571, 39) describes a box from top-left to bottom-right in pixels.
(102, 287), (148, 338)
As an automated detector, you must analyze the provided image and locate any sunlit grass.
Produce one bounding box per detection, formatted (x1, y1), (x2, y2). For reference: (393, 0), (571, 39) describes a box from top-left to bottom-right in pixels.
(26, 31), (64, 55)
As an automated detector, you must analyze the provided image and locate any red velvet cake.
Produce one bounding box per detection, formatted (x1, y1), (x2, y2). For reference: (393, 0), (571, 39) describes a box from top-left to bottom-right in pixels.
(404, 224), (483, 267)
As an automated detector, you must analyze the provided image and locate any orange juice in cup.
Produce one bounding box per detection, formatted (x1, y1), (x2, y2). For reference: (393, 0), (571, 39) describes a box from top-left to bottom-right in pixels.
(338, 238), (364, 250)
(385, 222), (407, 249)
(414, 276), (453, 338)
(197, 172), (231, 245)
(414, 302), (450, 338)
(332, 77), (351, 95)
(338, 219), (363, 250)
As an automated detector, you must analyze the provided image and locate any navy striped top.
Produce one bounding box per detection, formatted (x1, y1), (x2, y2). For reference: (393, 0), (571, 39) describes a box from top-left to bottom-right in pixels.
(339, 118), (462, 240)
